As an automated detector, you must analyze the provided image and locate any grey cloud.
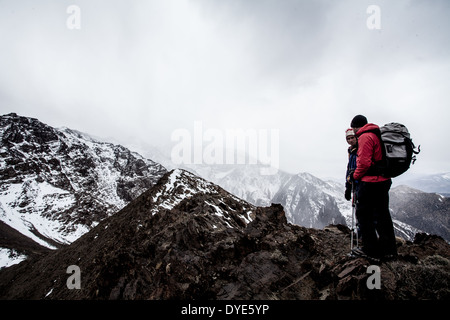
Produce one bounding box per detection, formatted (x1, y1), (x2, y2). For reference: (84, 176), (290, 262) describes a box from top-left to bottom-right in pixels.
(0, 0), (449, 178)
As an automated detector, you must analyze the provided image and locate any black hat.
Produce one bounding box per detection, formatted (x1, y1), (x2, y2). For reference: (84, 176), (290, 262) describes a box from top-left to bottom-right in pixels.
(350, 115), (368, 128)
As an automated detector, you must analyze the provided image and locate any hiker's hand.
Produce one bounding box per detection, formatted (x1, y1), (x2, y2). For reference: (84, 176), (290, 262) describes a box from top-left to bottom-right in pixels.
(345, 188), (351, 201)
(347, 169), (355, 184)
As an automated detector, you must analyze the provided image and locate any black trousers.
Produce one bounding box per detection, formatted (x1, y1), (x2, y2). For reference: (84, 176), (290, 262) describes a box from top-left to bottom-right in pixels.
(356, 179), (397, 257)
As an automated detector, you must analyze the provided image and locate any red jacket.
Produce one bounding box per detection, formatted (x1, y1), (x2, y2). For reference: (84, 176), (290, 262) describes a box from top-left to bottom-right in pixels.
(354, 123), (390, 183)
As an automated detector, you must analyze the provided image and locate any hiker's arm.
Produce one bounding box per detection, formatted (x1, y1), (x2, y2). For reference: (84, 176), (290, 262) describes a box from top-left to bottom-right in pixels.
(353, 134), (375, 180)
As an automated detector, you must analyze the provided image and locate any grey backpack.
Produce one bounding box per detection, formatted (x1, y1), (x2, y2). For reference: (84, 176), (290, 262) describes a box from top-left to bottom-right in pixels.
(371, 123), (421, 178)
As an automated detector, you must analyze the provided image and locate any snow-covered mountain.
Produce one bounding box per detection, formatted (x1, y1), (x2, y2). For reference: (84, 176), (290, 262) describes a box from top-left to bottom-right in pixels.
(395, 172), (450, 196)
(272, 172), (346, 228)
(389, 185), (449, 241)
(0, 113), (166, 256)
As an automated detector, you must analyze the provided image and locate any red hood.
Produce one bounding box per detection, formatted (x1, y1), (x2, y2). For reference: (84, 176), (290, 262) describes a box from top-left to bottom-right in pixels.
(356, 123), (380, 137)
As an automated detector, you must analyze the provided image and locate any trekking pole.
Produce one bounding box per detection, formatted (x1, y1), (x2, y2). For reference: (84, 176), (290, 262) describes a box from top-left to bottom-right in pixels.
(350, 184), (356, 252)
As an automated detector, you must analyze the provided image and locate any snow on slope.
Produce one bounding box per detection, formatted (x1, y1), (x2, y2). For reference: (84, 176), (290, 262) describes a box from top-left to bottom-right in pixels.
(0, 180), (79, 248)
(150, 169), (255, 225)
(0, 247), (27, 269)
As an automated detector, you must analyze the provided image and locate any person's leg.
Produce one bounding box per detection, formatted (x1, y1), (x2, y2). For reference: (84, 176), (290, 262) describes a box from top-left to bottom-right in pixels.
(355, 182), (379, 257)
(374, 179), (397, 257)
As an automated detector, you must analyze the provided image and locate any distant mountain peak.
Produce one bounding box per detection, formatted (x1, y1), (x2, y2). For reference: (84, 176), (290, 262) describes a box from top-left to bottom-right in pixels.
(391, 185), (424, 194)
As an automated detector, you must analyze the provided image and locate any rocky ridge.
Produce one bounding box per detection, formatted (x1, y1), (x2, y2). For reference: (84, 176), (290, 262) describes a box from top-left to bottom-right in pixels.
(0, 169), (448, 300)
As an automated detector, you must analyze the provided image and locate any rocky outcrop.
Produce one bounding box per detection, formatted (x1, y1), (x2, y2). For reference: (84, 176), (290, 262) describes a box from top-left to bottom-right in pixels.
(0, 170), (448, 300)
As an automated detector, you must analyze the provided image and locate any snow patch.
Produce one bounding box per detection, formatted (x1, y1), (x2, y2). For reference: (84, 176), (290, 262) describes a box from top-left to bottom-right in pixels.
(0, 248), (27, 269)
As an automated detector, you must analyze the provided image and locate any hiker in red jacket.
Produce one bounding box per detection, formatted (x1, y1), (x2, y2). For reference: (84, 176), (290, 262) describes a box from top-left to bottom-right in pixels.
(349, 115), (397, 261)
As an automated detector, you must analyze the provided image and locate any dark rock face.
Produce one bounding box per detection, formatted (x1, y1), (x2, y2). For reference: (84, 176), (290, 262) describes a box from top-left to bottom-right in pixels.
(0, 169), (448, 300)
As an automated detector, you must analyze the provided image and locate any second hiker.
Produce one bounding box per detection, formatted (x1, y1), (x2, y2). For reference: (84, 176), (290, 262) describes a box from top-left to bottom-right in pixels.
(345, 128), (358, 201)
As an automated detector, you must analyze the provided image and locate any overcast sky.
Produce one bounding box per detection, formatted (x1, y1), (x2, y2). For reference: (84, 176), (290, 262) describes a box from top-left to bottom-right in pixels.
(1, 0), (449, 180)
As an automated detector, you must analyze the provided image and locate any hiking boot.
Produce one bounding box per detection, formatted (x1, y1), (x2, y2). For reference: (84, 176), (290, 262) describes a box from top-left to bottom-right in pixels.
(351, 248), (381, 263)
